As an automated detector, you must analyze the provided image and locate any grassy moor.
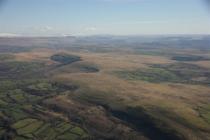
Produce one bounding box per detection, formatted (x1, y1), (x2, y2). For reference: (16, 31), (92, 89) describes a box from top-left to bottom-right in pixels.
(0, 36), (210, 140)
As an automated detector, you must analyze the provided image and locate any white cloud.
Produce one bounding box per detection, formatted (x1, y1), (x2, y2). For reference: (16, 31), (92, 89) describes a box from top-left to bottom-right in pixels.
(84, 27), (97, 31)
(0, 33), (21, 37)
(44, 26), (53, 31)
(29, 26), (54, 32)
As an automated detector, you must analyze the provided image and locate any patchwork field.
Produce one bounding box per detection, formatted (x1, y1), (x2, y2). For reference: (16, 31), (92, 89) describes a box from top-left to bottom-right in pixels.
(0, 36), (210, 140)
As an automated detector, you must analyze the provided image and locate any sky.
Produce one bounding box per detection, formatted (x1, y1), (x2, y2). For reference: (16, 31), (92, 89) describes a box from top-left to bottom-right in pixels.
(0, 0), (210, 36)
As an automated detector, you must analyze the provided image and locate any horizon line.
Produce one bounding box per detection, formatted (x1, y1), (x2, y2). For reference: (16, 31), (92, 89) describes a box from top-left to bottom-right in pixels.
(0, 34), (210, 38)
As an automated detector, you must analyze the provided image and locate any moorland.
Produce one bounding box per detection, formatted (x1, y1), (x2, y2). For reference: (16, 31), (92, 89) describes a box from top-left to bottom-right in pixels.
(0, 35), (210, 140)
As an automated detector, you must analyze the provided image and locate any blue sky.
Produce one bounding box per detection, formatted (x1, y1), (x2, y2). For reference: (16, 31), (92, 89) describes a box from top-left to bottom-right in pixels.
(0, 0), (210, 36)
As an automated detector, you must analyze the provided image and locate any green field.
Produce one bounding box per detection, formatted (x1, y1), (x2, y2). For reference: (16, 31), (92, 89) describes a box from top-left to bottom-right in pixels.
(115, 63), (210, 85)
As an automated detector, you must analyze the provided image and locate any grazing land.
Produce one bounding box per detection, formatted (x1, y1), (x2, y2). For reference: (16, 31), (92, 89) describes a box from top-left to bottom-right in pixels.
(0, 35), (210, 140)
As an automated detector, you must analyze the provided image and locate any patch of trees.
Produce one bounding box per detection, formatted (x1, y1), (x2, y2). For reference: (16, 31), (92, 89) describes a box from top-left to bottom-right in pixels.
(171, 55), (210, 61)
(51, 53), (81, 65)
